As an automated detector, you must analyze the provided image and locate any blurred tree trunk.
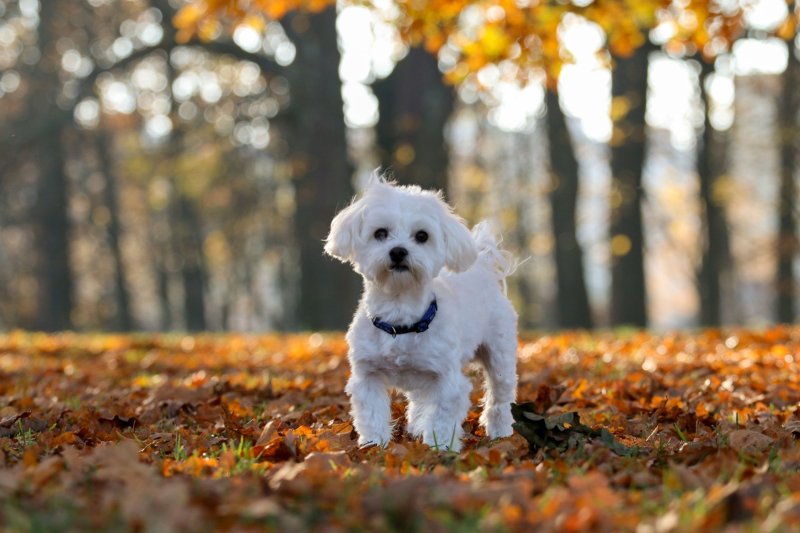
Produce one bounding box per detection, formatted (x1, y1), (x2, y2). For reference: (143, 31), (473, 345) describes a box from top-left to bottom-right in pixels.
(96, 133), (134, 331)
(545, 88), (593, 329)
(373, 46), (454, 193)
(35, 129), (72, 331)
(146, 201), (173, 330)
(513, 134), (538, 330)
(33, 5), (73, 331)
(174, 193), (207, 331)
(777, 30), (799, 323)
(157, 37), (207, 332)
(696, 60), (732, 327)
(609, 44), (651, 327)
(156, 251), (173, 330)
(283, 8), (359, 330)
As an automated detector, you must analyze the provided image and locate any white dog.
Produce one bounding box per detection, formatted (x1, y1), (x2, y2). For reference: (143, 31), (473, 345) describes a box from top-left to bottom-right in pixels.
(325, 177), (518, 451)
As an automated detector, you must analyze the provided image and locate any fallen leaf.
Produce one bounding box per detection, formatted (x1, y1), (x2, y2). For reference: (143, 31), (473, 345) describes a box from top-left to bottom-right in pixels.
(728, 430), (774, 455)
(511, 403), (633, 456)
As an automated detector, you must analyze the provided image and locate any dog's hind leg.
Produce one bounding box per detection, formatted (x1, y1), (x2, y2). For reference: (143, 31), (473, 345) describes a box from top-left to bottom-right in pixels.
(476, 325), (518, 439)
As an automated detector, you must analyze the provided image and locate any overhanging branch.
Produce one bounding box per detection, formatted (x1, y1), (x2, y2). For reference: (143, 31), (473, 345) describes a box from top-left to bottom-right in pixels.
(1, 34), (284, 150)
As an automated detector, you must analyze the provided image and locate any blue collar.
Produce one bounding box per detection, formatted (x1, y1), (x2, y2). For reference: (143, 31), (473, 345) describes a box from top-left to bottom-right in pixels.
(371, 300), (438, 338)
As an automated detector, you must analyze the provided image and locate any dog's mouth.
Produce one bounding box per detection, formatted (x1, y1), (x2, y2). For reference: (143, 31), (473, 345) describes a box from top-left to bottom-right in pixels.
(390, 264), (409, 273)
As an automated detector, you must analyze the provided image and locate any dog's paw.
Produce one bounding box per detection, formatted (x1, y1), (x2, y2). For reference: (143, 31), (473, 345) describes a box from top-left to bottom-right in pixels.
(486, 423), (514, 440)
(481, 405), (515, 439)
(356, 429), (392, 448)
(422, 426), (463, 453)
(422, 435), (462, 453)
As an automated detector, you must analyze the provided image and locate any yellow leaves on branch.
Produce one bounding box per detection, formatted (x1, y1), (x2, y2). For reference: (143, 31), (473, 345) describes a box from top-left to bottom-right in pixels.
(656, 0), (746, 60)
(174, 0), (337, 43)
(176, 0), (792, 82)
(173, 0), (249, 42)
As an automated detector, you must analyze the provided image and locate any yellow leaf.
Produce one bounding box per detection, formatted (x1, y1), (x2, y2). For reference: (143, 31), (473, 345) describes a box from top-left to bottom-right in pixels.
(173, 4), (204, 32)
(776, 17), (797, 41)
(198, 18), (221, 41)
(609, 96), (631, 121)
(307, 0), (332, 13)
(479, 24), (510, 59)
(241, 14), (266, 33)
(257, 0), (290, 20)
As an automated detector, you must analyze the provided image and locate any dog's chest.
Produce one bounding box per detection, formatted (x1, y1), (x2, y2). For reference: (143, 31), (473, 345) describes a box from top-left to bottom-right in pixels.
(362, 335), (441, 386)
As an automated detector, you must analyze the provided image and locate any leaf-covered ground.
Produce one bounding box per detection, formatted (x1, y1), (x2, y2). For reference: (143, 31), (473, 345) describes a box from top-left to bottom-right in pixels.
(2, 328), (800, 531)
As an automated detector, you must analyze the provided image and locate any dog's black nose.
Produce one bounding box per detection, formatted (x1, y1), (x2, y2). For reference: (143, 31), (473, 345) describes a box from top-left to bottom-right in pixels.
(389, 247), (408, 263)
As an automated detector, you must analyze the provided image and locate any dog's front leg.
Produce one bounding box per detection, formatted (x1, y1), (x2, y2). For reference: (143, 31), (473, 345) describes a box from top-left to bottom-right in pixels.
(345, 371), (393, 447)
(418, 371), (471, 452)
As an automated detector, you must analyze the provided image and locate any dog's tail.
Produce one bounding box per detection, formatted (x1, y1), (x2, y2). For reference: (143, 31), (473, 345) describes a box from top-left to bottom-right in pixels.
(471, 221), (517, 285)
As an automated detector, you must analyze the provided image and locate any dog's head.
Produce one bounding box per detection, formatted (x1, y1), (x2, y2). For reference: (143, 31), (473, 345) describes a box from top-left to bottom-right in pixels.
(325, 176), (477, 291)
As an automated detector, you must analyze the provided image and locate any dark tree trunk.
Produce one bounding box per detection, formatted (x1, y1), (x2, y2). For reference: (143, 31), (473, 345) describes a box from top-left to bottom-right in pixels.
(609, 45), (651, 327)
(373, 46), (454, 193)
(696, 60), (732, 327)
(777, 33), (799, 323)
(174, 194), (207, 331)
(158, 42), (207, 332)
(95, 133), (134, 331)
(33, 5), (73, 331)
(156, 255), (172, 330)
(545, 88), (593, 329)
(35, 129), (72, 331)
(284, 8), (359, 330)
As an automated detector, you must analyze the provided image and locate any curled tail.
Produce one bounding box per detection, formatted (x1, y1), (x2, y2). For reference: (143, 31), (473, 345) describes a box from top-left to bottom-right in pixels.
(471, 221), (517, 282)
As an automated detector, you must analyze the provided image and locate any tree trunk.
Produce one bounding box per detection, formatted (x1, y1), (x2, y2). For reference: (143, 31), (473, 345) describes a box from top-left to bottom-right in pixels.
(545, 88), (593, 329)
(174, 193), (207, 331)
(696, 60), (732, 327)
(95, 133), (134, 330)
(35, 129), (73, 331)
(373, 46), (454, 193)
(609, 45), (651, 327)
(33, 5), (73, 331)
(156, 254), (172, 330)
(777, 33), (799, 323)
(283, 7), (359, 330)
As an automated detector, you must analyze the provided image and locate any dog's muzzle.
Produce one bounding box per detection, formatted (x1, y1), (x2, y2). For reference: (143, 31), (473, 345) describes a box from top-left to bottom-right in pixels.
(389, 247), (409, 272)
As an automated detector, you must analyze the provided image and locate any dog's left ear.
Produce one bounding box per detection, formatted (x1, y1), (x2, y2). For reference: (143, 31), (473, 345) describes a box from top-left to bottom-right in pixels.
(325, 199), (364, 263)
(441, 210), (478, 272)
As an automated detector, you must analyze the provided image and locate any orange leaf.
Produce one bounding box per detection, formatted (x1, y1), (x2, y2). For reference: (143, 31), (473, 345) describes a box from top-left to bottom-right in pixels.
(22, 447), (38, 468)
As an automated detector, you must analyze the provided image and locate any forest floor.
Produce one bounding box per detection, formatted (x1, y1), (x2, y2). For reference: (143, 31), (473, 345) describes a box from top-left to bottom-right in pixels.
(1, 328), (800, 532)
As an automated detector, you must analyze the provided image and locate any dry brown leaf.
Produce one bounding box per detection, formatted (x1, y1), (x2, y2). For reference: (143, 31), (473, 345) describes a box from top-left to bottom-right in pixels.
(728, 430), (774, 455)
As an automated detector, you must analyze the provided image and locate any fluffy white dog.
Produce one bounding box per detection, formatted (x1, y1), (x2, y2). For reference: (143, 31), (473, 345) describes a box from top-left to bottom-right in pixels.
(325, 177), (518, 451)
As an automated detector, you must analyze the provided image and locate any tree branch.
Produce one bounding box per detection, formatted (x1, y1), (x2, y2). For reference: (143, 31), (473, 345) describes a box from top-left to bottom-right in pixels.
(1, 34), (284, 150)
(183, 38), (284, 77)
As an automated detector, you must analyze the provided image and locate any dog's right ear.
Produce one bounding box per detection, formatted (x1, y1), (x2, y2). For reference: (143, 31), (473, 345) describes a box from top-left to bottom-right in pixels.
(324, 199), (364, 263)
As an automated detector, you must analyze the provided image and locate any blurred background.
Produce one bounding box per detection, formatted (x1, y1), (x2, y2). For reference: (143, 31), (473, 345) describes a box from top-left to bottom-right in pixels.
(0, 0), (797, 332)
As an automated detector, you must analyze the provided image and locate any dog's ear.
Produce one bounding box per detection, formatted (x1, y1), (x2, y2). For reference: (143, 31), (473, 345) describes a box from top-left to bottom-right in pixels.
(441, 209), (478, 272)
(325, 199), (364, 263)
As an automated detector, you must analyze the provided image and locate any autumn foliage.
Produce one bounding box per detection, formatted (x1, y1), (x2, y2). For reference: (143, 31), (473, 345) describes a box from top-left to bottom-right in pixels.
(173, 0), (778, 83)
(2, 328), (800, 530)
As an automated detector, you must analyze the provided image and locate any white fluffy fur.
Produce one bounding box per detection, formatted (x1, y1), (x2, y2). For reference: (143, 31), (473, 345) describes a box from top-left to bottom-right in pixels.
(325, 177), (518, 452)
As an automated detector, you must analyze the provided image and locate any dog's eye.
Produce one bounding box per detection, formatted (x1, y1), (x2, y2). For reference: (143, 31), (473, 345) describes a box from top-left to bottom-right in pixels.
(415, 230), (429, 244)
(374, 228), (388, 241)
